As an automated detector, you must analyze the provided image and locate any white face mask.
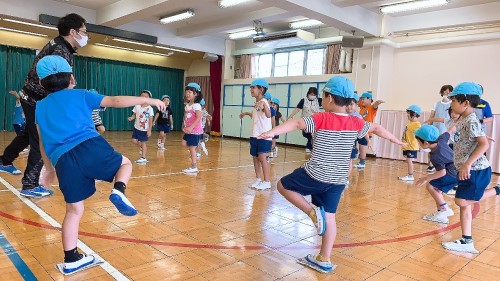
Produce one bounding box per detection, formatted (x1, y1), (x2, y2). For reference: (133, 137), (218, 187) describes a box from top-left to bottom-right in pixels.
(422, 148), (431, 153)
(308, 95), (316, 101)
(73, 34), (88, 48)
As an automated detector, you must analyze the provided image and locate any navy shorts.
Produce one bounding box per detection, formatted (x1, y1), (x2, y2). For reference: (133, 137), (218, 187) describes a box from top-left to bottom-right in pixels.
(351, 147), (358, 159)
(429, 173), (458, 193)
(280, 167), (345, 213)
(403, 150), (418, 159)
(456, 167), (492, 201)
(55, 136), (122, 203)
(157, 123), (171, 133)
(183, 134), (202, 147)
(132, 128), (149, 142)
(358, 136), (371, 146)
(249, 137), (272, 157)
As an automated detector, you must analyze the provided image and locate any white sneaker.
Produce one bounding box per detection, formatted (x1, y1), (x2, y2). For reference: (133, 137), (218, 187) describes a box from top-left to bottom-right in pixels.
(255, 181), (271, 190)
(442, 240), (479, 254)
(274, 146), (278, 158)
(447, 187), (457, 195)
(250, 178), (261, 188)
(354, 162), (365, 169)
(135, 157), (148, 164)
(196, 152), (201, 158)
(182, 167), (198, 173)
(201, 142), (208, 156)
(305, 148), (311, 153)
(157, 139), (161, 148)
(423, 208), (454, 224)
(398, 174), (414, 181)
(269, 151), (275, 158)
(159, 144), (165, 150)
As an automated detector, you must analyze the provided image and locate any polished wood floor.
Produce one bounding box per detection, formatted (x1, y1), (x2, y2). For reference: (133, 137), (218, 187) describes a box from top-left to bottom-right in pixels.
(0, 131), (499, 281)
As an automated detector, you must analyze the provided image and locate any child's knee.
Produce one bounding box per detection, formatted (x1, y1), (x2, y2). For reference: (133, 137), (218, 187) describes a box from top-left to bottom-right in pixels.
(131, 139), (138, 144)
(454, 198), (472, 208)
(66, 202), (84, 216)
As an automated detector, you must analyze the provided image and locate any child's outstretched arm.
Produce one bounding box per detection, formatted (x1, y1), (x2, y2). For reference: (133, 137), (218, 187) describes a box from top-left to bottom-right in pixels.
(258, 118), (306, 139)
(239, 112), (252, 119)
(373, 100), (385, 109)
(101, 95), (165, 111)
(368, 123), (405, 146)
(36, 125), (56, 188)
(8, 90), (20, 100)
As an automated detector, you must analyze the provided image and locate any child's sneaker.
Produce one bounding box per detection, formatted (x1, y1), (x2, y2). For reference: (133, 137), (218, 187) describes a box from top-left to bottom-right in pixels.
(182, 167), (198, 173)
(0, 164), (22, 175)
(159, 144), (166, 151)
(61, 254), (96, 275)
(442, 239), (479, 254)
(109, 189), (138, 216)
(423, 208), (454, 224)
(157, 139), (161, 148)
(398, 174), (414, 181)
(311, 205), (326, 236)
(305, 148), (311, 153)
(249, 179), (261, 188)
(354, 162), (365, 169)
(201, 142), (208, 156)
(196, 152), (201, 158)
(20, 185), (54, 198)
(427, 165), (436, 173)
(254, 181), (271, 190)
(297, 254), (336, 273)
(135, 157), (148, 164)
(274, 146), (278, 158)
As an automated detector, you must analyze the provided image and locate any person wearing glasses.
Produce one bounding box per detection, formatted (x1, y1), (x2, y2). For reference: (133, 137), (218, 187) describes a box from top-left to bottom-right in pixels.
(0, 13), (90, 198)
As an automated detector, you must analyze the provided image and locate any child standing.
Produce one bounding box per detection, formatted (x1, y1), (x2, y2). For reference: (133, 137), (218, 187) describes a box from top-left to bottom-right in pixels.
(198, 98), (212, 156)
(89, 90), (106, 134)
(182, 82), (204, 173)
(258, 76), (404, 273)
(398, 105), (422, 182)
(270, 97), (285, 158)
(441, 82), (500, 254)
(239, 79), (272, 190)
(35, 55), (165, 274)
(414, 125), (456, 223)
(8, 90), (26, 135)
(354, 91), (384, 168)
(345, 93), (367, 186)
(153, 95), (173, 151)
(128, 90), (154, 164)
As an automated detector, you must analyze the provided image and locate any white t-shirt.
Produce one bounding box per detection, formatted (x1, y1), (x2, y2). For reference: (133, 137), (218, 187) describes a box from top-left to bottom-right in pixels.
(132, 105), (154, 131)
(251, 99), (272, 140)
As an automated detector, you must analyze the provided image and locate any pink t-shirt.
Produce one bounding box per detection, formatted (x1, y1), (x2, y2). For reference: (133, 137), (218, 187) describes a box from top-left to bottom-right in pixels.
(184, 103), (203, 134)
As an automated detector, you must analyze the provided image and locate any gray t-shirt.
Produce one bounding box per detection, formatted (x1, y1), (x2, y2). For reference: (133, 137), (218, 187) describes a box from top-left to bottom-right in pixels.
(430, 132), (457, 178)
(453, 113), (490, 170)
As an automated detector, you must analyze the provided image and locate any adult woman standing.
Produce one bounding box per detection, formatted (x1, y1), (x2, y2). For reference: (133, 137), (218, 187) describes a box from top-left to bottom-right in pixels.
(287, 87), (322, 152)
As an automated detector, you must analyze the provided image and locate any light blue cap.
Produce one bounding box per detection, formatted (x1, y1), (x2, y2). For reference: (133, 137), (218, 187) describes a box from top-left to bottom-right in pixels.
(449, 82), (482, 97)
(414, 125), (439, 142)
(142, 90), (152, 97)
(271, 97), (280, 105)
(186, 82), (201, 92)
(406, 104), (422, 115)
(88, 89), (98, 94)
(250, 78), (269, 88)
(263, 92), (272, 99)
(36, 55), (72, 79)
(200, 98), (205, 106)
(360, 92), (372, 99)
(322, 76), (355, 98)
(352, 92), (359, 102)
(161, 95), (170, 100)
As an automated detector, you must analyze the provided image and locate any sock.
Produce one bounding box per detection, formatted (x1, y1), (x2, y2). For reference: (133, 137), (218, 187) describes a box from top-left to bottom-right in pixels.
(114, 181), (126, 194)
(460, 235), (473, 244)
(64, 247), (83, 263)
(359, 159), (366, 165)
(495, 185), (500, 195)
(439, 203), (448, 211)
(315, 254), (330, 262)
(308, 209), (317, 224)
(408, 173), (413, 176)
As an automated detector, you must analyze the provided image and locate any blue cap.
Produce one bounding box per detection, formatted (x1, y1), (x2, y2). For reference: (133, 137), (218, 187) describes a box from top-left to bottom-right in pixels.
(200, 98), (205, 106)
(141, 90), (152, 98)
(161, 95), (170, 100)
(322, 76), (355, 98)
(414, 125), (439, 142)
(250, 78), (269, 88)
(263, 92), (272, 99)
(406, 104), (422, 115)
(352, 92), (359, 102)
(360, 92), (372, 99)
(449, 82), (482, 97)
(186, 82), (201, 92)
(271, 97), (280, 105)
(36, 55), (72, 79)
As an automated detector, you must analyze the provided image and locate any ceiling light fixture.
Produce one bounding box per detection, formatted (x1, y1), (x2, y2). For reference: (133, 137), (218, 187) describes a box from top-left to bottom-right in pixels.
(112, 38), (153, 47)
(95, 43), (172, 57)
(380, 0), (449, 14)
(159, 9), (195, 24)
(289, 19), (323, 29)
(0, 27), (47, 37)
(228, 29), (257, 39)
(155, 45), (191, 53)
(2, 18), (58, 30)
(218, 0), (253, 8)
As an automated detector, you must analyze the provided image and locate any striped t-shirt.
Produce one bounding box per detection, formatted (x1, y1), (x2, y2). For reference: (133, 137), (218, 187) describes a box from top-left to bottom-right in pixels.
(302, 112), (370, 184)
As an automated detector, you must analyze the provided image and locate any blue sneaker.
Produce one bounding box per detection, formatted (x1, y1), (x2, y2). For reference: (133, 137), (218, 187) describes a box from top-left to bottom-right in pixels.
(312, 205), (327, 236)
(297, 254), (336, 273)
(20, 185), (54, 198)
(0, 164), (22, 175)
(109, 189), (138, 216)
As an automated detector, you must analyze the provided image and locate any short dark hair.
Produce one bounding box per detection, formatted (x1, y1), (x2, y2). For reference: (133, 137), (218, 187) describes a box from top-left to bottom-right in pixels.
(185, 86), (203, 103)
(307, 87), (318, 96)
(141, 90), (152, 98)
(40, 72), (72, 93)
(406, 110), (420, 118)
(416, 136), (437, 145)
(57, 13), (86, 36)
(440, 85), (453, 96)
(450, 94), (480, 108)
(324, 92), (351, 106)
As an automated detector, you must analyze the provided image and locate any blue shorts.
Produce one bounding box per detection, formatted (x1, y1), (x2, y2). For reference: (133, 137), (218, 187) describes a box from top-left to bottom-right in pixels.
(403, 150), (418, 159)
(280, 167), (345, 213)
(358, 136), (371, 146)
(55, 136), (122, 203)
(132, 128), (149, 142)
(456, 167), (491, 201)
(429, 173), (458, 193)
(249, 137), (272, 157)
(157, 123), (171, 133)
(351, 147), (358, 159)
(183, 134), (202, 147)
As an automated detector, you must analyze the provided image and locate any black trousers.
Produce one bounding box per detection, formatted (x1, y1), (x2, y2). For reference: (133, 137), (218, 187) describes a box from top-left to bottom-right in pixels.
(302, 131), (313, 150)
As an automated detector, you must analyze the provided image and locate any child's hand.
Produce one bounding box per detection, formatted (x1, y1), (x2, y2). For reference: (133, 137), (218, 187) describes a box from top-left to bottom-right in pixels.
(254, 101), (265, 111)
(8, 90), (17, 95)
(183, 126), (193, 134)
(127, 116), (134, 121)
(414, 177), (427, 188)
(257, 130), (275, 139)
(147, 131), (152, 137)
(458, 164), (472, 180)
(40, 169), (56, 188)
(239, 113), (245, 119)
(149, 99), (166, 111)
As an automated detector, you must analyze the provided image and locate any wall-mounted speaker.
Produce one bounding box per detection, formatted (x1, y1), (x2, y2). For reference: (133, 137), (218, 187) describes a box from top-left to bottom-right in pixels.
(203, 52), (219, 62)
(341, 36), (364, 48)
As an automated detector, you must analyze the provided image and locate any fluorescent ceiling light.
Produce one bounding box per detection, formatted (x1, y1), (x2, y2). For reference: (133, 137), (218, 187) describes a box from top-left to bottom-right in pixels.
(95, 43), (133, 51)
(218, 0), (252, 8)
(95, 43), (172, 57)
(112, 38), (153, 47)
(0, 27), (47, 37)
(155, 45), (191, 53)
(228, 29), (257, 39)
(2, 18), (58, 30)
(380, 0), (449, 14)
(289, 19), (323, 29)
(160, 9), (195, 24)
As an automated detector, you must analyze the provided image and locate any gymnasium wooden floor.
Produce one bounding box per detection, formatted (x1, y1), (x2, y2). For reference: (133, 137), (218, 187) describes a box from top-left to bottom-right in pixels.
(0, 131), (498, 281)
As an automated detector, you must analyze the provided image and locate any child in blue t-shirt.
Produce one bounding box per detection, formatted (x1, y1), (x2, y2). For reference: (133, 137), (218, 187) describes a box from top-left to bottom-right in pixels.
(8, 90), (26, 135)
(35, 55), (165, 274)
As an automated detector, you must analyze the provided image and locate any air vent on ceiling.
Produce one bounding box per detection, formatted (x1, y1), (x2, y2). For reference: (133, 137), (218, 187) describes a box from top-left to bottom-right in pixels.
(252, 30), (315, 48)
